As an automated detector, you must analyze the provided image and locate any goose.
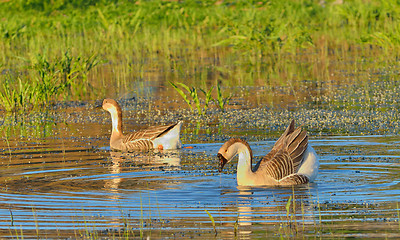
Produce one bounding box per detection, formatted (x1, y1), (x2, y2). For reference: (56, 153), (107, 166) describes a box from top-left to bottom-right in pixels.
(101, 98), (182, 151)
(217, 120), (318, 186)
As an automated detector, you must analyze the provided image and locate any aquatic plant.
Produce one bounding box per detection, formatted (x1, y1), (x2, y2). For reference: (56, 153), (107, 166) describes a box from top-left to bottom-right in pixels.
(168, 81), (214, 116)
(204, 209), (217, 236)
(233, 215), (239, 238)
(0, 51), (103, 112)
(214, 82), (231, 112)
(8, 209), (13, 227)
(285, 195), (292, 222)
(168, 81), (197, 113)
(169, 81), (231, 115)
(140, 191), (144, 238)
(0, 77), (34, 112)
(200, 86), (215, 113)
(32, 51), (103, 101)
(279, 195), (296, 238)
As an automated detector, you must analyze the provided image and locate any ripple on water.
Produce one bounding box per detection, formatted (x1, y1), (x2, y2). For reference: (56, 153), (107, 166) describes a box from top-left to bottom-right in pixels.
(0, 135), (399, 238)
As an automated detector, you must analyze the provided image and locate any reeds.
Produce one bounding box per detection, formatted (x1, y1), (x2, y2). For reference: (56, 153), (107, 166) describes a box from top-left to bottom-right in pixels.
(1, 0), (400, 111)
(0, 51), (103, 112)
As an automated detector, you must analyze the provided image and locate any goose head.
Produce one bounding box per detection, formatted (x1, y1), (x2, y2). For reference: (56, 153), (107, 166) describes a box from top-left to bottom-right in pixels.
(217, 138), (252, 172)
(102, 98), (121, 113)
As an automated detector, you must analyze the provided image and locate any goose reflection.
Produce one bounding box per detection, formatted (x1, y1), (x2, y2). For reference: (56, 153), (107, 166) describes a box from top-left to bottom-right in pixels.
(102, 150), (181, 233)
(221, 185), (318, 238)
(104, 150), (182, 192)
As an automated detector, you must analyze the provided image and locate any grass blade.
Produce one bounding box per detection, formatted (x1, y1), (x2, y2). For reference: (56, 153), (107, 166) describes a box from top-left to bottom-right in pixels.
(168, 81), (193, 111)
(204, 209), (217, 236)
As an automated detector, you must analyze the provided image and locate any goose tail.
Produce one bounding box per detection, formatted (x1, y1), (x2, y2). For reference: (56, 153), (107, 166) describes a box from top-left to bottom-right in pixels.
(297, 146), (319, 182)
(153, 121), (182, 149)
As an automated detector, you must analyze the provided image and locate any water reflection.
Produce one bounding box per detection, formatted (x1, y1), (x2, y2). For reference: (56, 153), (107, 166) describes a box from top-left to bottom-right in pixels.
(104, 150), (182, 192)
(219, 185), (318, 239)
(0, 113), (57, 139)
(1, 134), (400, 239)
(236, 188), (253, 237)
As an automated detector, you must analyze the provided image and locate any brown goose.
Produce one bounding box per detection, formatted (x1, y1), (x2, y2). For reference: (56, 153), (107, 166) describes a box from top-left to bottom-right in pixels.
(217, 120), (319, 186)
(102, 98), (182, 151)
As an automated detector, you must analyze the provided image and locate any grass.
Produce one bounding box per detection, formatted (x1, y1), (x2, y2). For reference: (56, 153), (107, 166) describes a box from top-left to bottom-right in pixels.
(204, 209), (217, 236)
(1, 0), (400, 111)
(169, 80), (230, 115)
(215, 82), (232, 112)
(0, 51), (103, 112)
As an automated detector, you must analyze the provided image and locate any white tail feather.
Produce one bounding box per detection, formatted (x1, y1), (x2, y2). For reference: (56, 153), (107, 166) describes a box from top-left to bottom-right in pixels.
(297, 146), (319, 182)
(153, 121), (182, 149)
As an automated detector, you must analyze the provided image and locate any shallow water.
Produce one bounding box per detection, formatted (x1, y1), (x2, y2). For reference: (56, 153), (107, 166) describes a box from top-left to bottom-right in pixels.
(1, 116), (399, 239)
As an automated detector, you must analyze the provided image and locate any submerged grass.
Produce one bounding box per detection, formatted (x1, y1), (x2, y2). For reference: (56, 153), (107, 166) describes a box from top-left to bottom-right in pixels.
(1, 0), (400, 111)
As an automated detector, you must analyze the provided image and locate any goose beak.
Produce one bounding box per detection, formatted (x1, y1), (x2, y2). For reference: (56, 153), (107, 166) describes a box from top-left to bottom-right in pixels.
(218, 153), (228, 172)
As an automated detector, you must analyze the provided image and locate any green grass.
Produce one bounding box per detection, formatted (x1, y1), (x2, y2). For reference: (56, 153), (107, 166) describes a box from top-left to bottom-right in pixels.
(215, 82), (231, 112)
(204, 209), (217, 236)
(1, 0), (400, 111)
(169, 80), (230, 115)
(0, 51), (103, 111)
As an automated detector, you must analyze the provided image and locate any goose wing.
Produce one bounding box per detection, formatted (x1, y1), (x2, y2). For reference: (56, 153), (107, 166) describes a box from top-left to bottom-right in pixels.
(255, 120), (309, 182)
(253, 120), (295, 171)
(272, 119), (295, 150)
(122, 123), (179, 150)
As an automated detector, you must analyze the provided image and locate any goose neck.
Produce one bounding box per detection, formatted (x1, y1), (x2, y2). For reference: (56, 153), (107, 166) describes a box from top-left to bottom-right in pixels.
(235, 143), (255, 184)
(108, 107), (123, 139)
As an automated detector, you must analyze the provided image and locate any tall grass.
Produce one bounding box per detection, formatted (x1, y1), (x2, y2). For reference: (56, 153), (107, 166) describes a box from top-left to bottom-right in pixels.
(0, 51), (103, 111)
(1, 0), (400, 111)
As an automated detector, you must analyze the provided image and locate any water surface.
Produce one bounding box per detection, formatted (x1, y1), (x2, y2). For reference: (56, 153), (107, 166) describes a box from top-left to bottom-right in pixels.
(1, 119), (399, 238)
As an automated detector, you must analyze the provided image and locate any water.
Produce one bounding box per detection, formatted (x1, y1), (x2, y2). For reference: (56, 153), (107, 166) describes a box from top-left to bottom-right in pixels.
(1, 114), (399, 238)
